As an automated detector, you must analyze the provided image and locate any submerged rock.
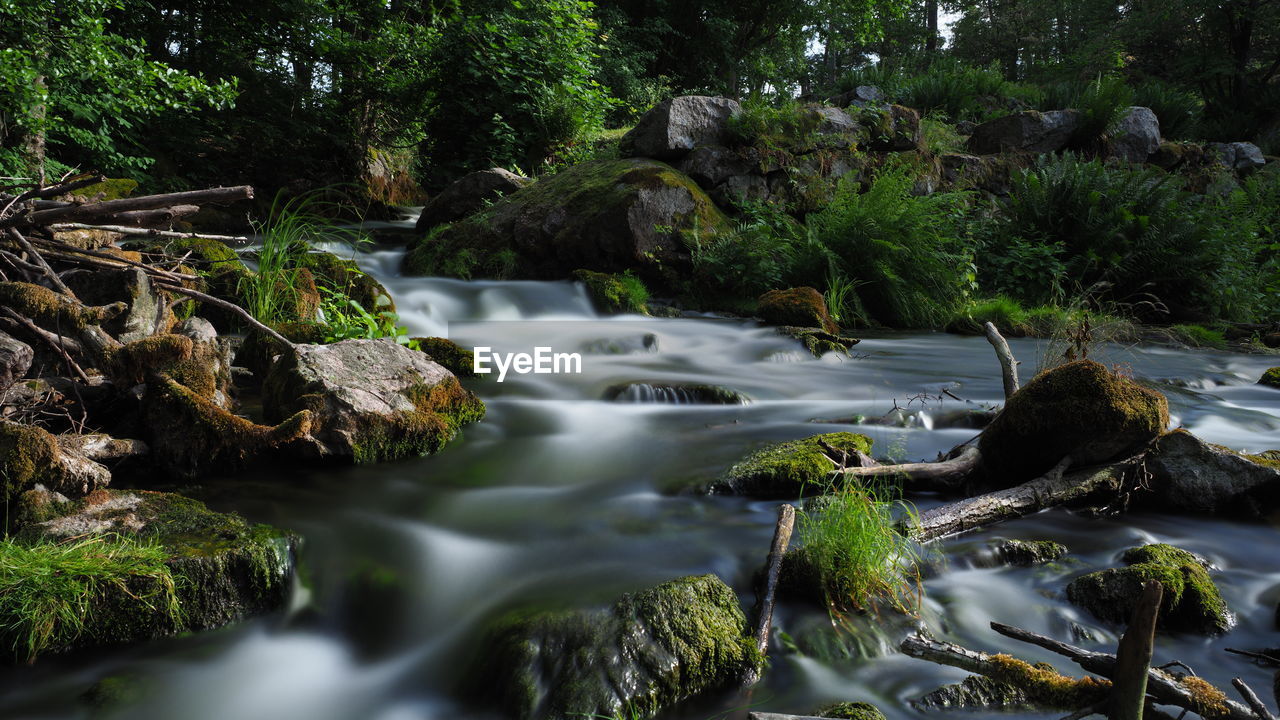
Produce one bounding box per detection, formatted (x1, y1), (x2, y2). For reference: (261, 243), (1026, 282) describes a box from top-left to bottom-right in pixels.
(263, 339), (484, 463)
(415, 167), (530, 231)
(914, 675), (1036, 711)
(402, 158), (731, 287)
(967, 109), (1082, 154)
(775, 326), (860, 358)
(604, 382), (749, 405)
(1259, 367), (1280, 389)
(1066, 542), (1230, 634)
(621, 95), (742, 160)
(706, 432), (873, 497)
(987, 539), (1069, 567)
(978, 360), (1168, 486)
(1143, 430), (1280, 518)
(814, 702), (887, 720)
(475, 574), (759, 720)
(5, 488), (293, 660)
(757, 287), (838, 334)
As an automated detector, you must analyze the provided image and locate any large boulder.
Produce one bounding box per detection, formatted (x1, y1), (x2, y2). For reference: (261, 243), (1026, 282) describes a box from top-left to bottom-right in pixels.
(1066, 543), (1230, 634)
(705, 432), (873, 497)
(1142, 430), (1280, 517)
(0, 331), (33, 390)
(474, 574), (759, 720)
(1209, 141), (1267, 171)
(967, 110), (1082, 154)
(757, 287), (838, 334)
(828, 85), (886, 109)
(262, 339), (484, 463)
(978, 360), (1168, 486)
(863, 104), (923, 151)
(5, 487), (294, 661)
(415, 168), (530, 231)
(401, 158), (731, 287)
(621, 96), (742, 160)
(1111, 106), (1162, 163)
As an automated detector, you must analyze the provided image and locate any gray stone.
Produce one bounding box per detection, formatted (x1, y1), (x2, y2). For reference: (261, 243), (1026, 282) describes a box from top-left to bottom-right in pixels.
(116, 268), (170, 343)
(967, 109), (1083, 154)
(415, 167), (530, 231)
(714, 173), (771, 206)
(914, 676), (1036, 711)
(1143, 430), (1280, 518)
(813, 106), (859, 135)
(175, 316), (218, 344)
(1209, 141), (1267, 171)
(621, 96), (742, 160)
(1112, 106), (1162, 162)
(0, 330), (33, 390)
(678, 145), (756, 188)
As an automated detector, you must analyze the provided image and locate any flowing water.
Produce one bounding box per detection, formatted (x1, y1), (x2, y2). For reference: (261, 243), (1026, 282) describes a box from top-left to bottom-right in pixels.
(3, 225), (1280, 720)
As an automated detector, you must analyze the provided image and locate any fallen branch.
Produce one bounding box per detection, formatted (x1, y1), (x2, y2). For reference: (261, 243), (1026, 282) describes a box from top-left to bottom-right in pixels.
(5, 185), (253, 229)
(49, 222), (249, 244)
(1112, 580), (1163, 720)
(744, 503), (796, 686)
(6, 228), (77, 299)
(153, 279), (292, 347)
(33, 238), (198, 282)
(984, 321), (1020, 398)
(1232, 678), (1277, 720)
(833, 445), (980, 493)
(0, 307), (89, 382)
(96, 204), (199, 228)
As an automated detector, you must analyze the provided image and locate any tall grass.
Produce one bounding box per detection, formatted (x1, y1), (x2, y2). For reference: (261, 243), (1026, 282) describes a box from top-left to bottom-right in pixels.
(0, 535), (180, 662)
(798, 480), (922, 615)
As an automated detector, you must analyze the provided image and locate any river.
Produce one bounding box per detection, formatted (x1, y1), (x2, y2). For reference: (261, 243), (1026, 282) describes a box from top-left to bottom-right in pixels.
(1, 228), (1278, 720)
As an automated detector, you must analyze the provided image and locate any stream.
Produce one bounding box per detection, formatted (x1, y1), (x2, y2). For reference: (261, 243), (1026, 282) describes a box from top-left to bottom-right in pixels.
(2, 222), (1279, 720)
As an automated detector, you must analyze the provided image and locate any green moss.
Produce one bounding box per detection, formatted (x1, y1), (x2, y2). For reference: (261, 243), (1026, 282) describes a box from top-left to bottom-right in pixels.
(775, 326), (860, 357)
(74, 178), (138, 201)
(348, 375), (485, 465)
(947, 296), (1031, 336)
(1066, 542), (1230, 634)
(476, 574), (758, 720)
(414, 337), (476, 377)
(0, 281), (123, 331)
(1259, 367), (1280, 389)
(709, 432), (874, 497)
(1169, 324), (1228, 349)
(984, 654), (1111, 709)
(979, 360), (1169, 485)
(757, 287), (838, 333)
(815, 701), (888, 720)
(294, 251), (394, 313)
(572, 269), (650, 314)
(0, 420), (60, 506)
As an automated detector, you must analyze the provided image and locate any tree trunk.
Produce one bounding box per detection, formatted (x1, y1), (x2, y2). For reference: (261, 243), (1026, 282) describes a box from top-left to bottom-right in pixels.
(926, 0), (939, 55)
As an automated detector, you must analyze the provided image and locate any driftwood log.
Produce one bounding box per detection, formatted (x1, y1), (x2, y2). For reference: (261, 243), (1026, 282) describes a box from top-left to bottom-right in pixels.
(744, 503), (796, 686)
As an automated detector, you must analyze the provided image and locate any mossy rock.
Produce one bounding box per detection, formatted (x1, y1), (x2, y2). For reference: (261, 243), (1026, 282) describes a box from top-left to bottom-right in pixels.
(758, 287), (838, 334)
(234, 321), (329, 376)
(991, 539), (1069, 567)
(775, 326), (860, 357)
(69, 178), (138, 202)
(5, 488), (294, 660)
(705, 432), (873, 498)
(1, 419), (61, 506)
(294, 250), (394, 313)
(604, 382), (749, 405)
(913, 674), (1036, 711)
(815, 701), (888, 720)
(402, 158), (732, 290)
(978, 360), (1168, 487)
(414, 337), (475, 378)
(1066, 542), (1230, 634)
(1144, 429), (1280, 518)
(572, 269), (650, 315)
(1259, 367), (1280, 389)
(473, 574), (759, 720)
(123, 237), (252, 331)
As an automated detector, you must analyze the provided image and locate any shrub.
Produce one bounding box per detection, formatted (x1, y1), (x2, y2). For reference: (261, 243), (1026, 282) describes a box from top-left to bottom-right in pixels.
(809, 164), (973, 328)
(726, 96), (822, 152)
(686, 202), (834, 302)
(1131, 81), (1202, 140)
(896, 61), (1016, 123)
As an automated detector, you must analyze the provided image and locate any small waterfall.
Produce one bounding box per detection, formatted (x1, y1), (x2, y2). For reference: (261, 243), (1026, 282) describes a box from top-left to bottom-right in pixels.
(604, 383), (750, 405)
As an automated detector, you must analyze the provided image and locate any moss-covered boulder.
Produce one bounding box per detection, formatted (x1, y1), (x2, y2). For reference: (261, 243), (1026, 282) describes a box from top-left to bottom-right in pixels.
(474, 574), (759, 720)
(989, 539), (1069, 567)
(604, 382), (749, 404)
(757, 287), (838, 334)
(914, 675), (1037, 711)
(978, 360), (1168, 487)
(1066, 543), (1230, 634)
(1143, 430), (1280, 518)
(572, 269), (650, 314)
(294, 250), (394, 313)
(263, 339), (484, 463)
(402, 158), (732, 289)
(414, 337), (475, 378)
(1, 420), (111, 506)
(415, 167), (530, 231)
(815, 702), (888, 720)
(1259, 367), (1280, 389)
(861, 104), (922, 152)
(704, 432), (873, 497)
(3, 487), (294, 661)
(774, 326), (860, 358)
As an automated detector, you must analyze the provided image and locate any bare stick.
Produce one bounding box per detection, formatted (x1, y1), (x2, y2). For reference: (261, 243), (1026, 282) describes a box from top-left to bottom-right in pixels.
(96, 204), (199, 228)
(153, 279), (292, 347)
(49, 222), (249, 244)
(1225, 648), (1280, 666)
(1112, 580), (1163, 720)
(33, 238), (198, 281)
(6, 186), (253, 228)
(0, 307), (89, 382)
(833, 445), (980, 492)
(6, 228), (77, 299)
(1233, 679), (1277, 720)
(744, 503), (796, 686)
(984, 321), (1020, 398)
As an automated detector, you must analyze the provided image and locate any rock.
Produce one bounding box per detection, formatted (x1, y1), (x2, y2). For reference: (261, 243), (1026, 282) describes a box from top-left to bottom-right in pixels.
(262, 339), (484, 463)
(1066, 542), (1230, 634)
(1, 420), (111, 505)
(1209, 141), (1267, 171)
(775, 326), (860, 358)
(814, 702), (886, 719)
(295, 250), (396, 313)
(978, 360), (1169, 486)
(677, 145), (759, 188)
(413, 337), (476, 378)
(1142, 429), (1280, 518)
(60, 266), (174, 342)
(813, 106), (860, 136)
(1260, 367), (1280, 388)
(604, 382), (749, 404)
(706, 432), (873, 497)
(967, 109), (1083, 154)
(175, 316), (218, 344)
(988, 539), (1068, 567)
(863, 104), (922, 151)
(940, 153), (1029, 195)
(572, 269), (650, 314)
(621, 96), (742, 160)
(120, 236), (251, 332)
(758, 287), (838, 334)
(1111, 107), (1162, 163)
(914, 675), (1036, 711)
(475, 574), (759, 720)
(402, 158), (731, 288)
(0, 331), (33, 390)
(829, 85), (886, 109)
(714, 173), (772, 206)
(5, 487), (294, 660)
(415, 168), (530, 231)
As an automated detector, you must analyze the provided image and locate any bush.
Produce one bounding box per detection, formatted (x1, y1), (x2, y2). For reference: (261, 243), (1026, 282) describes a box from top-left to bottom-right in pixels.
(896, 61), (1017, 123)
(686, 202), (833, 302)
(809, 164), (973, 328)
(1131, 81), (1202, 140)
(1036, 76), (1134, 146)
(726, 96), (823, 152)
